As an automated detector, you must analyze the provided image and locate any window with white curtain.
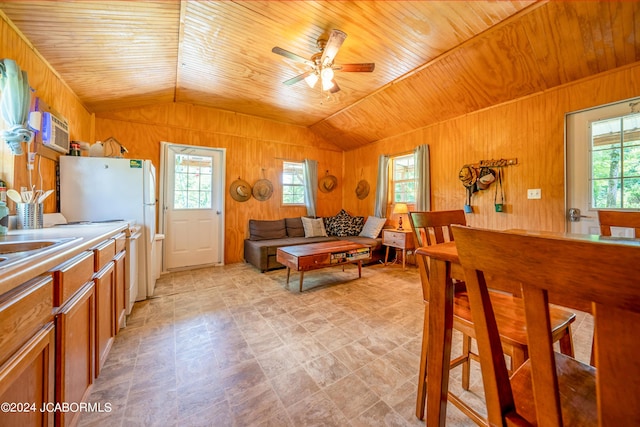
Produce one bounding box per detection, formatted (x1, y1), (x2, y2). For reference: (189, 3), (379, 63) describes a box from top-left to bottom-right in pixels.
(282, 161), (305, 205)
(391, 154), (416, 203)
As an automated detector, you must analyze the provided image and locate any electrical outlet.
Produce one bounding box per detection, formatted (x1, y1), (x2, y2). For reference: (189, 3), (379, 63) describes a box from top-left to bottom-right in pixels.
(527, 188), (541, 199)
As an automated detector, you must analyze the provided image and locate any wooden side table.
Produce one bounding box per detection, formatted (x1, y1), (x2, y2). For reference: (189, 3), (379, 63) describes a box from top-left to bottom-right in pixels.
(382, 229), (415, 269)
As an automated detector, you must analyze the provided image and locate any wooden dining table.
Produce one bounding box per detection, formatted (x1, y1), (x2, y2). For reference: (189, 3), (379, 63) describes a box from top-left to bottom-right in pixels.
(415, 230), (640, 426)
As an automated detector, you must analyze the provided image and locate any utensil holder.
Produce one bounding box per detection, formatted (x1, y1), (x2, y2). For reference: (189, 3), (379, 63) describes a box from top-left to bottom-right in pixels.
(17, 203), (44, 229)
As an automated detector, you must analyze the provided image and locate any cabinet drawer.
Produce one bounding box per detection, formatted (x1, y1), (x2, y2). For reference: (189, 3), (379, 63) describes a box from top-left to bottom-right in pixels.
(383, 231), (406, 246)
(113, 232), (126, 254)
(52, 250), (94, 307)
(298, 253), (331, 270)
(0, 276), (53, 366)
(92, 239), (116, 273)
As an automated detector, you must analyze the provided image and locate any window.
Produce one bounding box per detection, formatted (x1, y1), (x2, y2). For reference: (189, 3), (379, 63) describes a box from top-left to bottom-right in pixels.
(282, 161), (305, 205)
(391, 154), (416, 203)
(591, 113), (640, 209)
(173, 154), (212, 209)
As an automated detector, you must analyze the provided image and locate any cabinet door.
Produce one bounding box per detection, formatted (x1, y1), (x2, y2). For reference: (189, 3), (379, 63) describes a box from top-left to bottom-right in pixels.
(55, 282), (95, 427)
(94, 261), (115, 377)
(0, 323), (55, 427)
(113, 250), (126, 331)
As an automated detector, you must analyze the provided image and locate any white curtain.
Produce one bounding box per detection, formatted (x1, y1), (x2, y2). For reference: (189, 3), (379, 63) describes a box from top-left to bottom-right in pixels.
(303, 159), (318, 217)
(414, 144), (431, 211)
(0, 59), (33, 155)
(374, 155), (389, 218)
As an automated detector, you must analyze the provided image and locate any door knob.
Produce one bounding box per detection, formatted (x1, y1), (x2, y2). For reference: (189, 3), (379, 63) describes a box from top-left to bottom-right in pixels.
(568, 208), (589, 222)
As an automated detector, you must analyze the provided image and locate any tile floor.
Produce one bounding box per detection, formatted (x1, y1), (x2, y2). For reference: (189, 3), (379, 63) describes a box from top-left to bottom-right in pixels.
(78, 262), (593, 427)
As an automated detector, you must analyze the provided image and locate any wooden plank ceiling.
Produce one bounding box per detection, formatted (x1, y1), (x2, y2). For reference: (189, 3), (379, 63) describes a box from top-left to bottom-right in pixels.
(1, 1), (638, 151)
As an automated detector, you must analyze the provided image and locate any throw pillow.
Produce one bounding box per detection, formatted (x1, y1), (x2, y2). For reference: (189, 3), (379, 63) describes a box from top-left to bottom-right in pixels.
(351, 216), (366, 235)
(301, 217), (328, 237)
(324, 209), (345, 236)
(359, 216), (387, 239)
(326, 209), (365, 236)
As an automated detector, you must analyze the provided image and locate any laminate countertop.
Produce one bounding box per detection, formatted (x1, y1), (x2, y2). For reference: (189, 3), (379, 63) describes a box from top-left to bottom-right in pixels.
(0, 221), (129, 296)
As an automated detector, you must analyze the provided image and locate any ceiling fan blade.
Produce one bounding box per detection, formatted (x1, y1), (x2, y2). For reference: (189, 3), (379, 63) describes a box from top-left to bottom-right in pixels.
(320, 29), (347, 67)
(329, 80), (341, 93)
(335, 63), (376, 72)
(283, 70), (314, 86)
(272, 47), (314, 67)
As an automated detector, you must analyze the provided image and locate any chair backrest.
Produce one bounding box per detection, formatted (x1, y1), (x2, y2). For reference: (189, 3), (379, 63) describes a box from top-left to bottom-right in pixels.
(409, 210), (466, 301)
(409, 210), (466, 246)
(452, 225), (640, 427)
(598, 210), (640, 237)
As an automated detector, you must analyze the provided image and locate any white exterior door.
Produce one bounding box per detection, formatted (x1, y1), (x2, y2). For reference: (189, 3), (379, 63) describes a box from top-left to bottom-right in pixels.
(566, 98), (640, 235)
(161, 143), (225, 270)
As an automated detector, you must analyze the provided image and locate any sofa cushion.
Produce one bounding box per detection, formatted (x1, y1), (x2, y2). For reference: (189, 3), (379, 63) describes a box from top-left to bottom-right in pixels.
(285, 217), (305, 237)
(249, 219), (287, 241)
(324, 209), (365, 236)
(359, 216), (387, 239)
(301, 217), (328, 237)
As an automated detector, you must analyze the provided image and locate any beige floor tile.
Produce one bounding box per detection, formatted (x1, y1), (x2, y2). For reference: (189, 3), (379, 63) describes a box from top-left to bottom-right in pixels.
(78, 262), (593, 427)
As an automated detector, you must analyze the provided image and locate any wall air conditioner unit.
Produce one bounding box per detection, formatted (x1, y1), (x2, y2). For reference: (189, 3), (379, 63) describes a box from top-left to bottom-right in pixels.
(41, 112), (70, 153)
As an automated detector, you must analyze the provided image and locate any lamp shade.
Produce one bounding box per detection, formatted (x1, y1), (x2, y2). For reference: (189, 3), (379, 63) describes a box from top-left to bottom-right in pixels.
(304, 73), (318, 88)
(393, 203), (409, 215)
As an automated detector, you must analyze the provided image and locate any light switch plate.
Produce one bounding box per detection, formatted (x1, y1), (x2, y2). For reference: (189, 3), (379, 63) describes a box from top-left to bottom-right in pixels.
(527, 188), (541, 199)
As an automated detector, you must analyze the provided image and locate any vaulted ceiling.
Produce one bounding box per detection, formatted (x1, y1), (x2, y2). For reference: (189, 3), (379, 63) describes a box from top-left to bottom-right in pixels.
(1, 1), (638, 150)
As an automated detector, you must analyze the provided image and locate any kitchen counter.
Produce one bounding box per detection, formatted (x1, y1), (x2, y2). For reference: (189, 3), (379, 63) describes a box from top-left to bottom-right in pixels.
(0, 222), (129, 296)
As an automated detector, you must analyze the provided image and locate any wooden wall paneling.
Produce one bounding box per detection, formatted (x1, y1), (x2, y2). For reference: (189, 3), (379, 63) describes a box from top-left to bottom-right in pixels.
(1, 14), (91, 212)
(95, 105), (343, 265)
(344, 62), (640, 235)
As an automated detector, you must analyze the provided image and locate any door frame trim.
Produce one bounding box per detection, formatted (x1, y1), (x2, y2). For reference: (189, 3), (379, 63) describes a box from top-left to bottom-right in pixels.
(159, 141), (227, 271)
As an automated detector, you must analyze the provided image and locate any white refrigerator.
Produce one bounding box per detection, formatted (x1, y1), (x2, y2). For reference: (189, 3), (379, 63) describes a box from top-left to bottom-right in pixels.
(59, 156), (157, 304)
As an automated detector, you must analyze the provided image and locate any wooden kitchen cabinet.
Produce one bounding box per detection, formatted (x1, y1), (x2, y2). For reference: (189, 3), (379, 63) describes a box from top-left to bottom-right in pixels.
(0, 276), (55, 427)
(113, 232), (127, 331)
(91, 239), (116, 377)
(93, 262), (114, 376)
(55, 282), (95, 427)
(51, 250), (95, 427)
(113, 251), (126, 332)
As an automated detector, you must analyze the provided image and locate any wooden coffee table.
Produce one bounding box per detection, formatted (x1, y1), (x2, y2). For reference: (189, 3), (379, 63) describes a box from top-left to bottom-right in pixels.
(276, 241), (372, 291)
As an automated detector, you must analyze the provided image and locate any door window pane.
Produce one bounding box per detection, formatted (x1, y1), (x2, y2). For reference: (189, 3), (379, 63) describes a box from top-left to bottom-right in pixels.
(591, 113), (640, 209)
(173, 154), (213, 209)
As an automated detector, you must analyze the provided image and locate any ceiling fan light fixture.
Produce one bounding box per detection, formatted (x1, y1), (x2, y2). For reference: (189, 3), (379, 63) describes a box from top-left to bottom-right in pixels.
(321, 67), (334, 82)
(305, 73), (318, 88)
(322, 78), (335, 91)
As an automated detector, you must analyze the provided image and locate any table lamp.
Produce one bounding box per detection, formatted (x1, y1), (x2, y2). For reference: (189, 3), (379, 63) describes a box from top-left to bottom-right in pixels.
(393, 203), (409, 230)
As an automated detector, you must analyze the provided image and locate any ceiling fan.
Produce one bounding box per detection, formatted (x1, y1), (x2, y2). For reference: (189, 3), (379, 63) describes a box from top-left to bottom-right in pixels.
(272, 29), (375, 93)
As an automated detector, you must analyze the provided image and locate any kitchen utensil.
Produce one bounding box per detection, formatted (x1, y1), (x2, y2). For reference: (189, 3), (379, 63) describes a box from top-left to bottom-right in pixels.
(37, 189), (54, 204)
(21, 191), (33, 203)
(6, 189), (22, 203)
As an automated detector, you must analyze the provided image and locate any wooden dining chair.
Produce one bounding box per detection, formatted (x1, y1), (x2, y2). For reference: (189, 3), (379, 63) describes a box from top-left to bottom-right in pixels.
(409, 210), (576, 425)
(598, 209), (640, 237)
(453, 225), (640, 426)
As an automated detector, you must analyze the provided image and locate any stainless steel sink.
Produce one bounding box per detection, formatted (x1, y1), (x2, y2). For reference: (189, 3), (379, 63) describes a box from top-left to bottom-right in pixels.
(0, 237), (81, 269)
(0, 240), (59, 255)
